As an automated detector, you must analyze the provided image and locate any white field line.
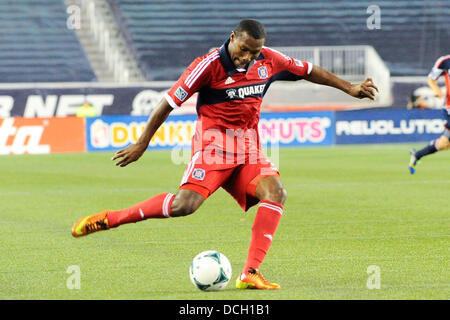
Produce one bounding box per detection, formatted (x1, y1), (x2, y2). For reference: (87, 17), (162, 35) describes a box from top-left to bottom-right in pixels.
(291, 180), (450, 188)
(1, 180), (449, 196)
(0, 187), (166, 196)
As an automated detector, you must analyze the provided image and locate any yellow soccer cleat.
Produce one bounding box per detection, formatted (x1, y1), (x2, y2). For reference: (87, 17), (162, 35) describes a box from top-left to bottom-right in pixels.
(71, 210), (110, 238)
(236, 268), (280, 290)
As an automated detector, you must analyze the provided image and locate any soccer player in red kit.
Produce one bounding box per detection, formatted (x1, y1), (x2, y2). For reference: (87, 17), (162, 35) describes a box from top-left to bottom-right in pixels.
(72, 19), (378, 289)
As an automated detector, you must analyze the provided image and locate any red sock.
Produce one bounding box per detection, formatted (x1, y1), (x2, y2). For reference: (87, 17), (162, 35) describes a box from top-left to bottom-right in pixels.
(107, 193), (175, 228)
(242, 200), (283, 275)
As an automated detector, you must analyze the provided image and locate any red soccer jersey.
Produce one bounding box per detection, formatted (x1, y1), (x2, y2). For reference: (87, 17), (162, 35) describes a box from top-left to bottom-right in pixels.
(165, 39), (312, 157)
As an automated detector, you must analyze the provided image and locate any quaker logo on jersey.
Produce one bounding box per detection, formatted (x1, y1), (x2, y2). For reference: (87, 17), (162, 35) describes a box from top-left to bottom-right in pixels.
(257, 66), (268, 79)
(174, 86), (188, 102)
(225, 84), (267, 100)
(192, 168), (205, 181)
(226, 88), (237, 99)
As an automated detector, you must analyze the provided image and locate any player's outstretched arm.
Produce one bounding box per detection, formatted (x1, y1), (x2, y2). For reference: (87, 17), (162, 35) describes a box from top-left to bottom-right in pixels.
(112, 98), (173, 167)
(427, 77), (444, 98)
(305, 65), (379, 100)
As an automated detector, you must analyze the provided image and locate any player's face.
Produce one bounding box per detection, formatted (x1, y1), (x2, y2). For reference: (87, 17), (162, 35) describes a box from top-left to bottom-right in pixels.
(228, 31), (265, 69)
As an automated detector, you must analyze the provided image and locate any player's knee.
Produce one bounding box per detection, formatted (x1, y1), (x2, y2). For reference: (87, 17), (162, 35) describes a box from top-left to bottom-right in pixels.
(256, 177), (287, 205)
(437, 136), (450, 150)
(281, 187), (288, 203)
(265, 186), (287, 205)
(277, 187), (288, 205)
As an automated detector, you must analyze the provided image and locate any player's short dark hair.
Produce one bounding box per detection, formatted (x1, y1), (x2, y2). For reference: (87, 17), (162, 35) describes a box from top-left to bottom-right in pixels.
(234, 19), (266, 40)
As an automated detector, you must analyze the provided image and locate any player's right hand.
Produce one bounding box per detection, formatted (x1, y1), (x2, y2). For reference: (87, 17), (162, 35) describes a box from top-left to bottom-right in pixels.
(349, 78), (379, 100)
(111, 143), (147, 167)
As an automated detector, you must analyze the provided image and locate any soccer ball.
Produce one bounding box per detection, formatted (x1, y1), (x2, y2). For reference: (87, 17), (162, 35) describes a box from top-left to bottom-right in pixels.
(189, 250), (232, 291)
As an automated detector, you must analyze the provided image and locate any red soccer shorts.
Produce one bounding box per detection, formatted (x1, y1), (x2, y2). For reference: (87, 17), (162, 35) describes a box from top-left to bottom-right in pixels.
(179, 150), (279, 211)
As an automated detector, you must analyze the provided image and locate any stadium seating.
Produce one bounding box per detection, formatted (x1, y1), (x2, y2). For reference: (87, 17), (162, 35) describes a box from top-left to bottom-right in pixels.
(0, 0), (96, 82)
(108, 0), (450, 80)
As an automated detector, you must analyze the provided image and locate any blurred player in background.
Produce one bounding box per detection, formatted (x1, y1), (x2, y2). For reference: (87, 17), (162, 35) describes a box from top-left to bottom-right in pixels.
(406, 86), (444, 110)
(72, 19), (378, 289)
(409, 55), (450, 174)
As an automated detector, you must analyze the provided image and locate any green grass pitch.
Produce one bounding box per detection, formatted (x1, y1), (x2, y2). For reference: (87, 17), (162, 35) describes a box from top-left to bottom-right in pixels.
(0, 144), (448, 300)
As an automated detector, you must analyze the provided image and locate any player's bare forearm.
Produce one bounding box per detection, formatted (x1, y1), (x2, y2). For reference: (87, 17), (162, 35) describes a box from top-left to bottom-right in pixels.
(112, 98), (173, 167)
(136, 98), (172, 147)
(427, 78), (443, 97)
(306, 65), (379, 100)
(306, 65), (352, 93)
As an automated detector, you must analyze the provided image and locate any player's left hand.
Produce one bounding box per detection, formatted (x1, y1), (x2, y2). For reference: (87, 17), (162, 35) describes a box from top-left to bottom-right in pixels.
(111, 143), (147, 167)
(349, 78), (379, 100)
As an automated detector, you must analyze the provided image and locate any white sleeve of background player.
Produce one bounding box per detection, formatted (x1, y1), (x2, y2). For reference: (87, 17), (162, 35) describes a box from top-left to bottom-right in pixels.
(428, 66), (443, 81)
(428, 57), (445, 80)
